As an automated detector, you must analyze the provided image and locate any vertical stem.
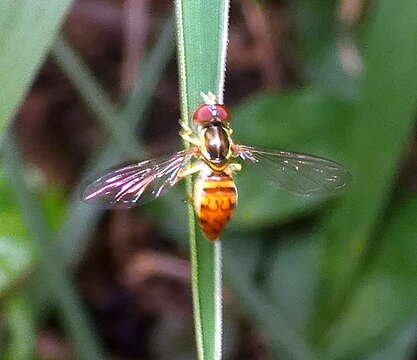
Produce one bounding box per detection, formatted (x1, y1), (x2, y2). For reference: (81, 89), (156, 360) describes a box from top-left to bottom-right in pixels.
(175, 1), (230, 359)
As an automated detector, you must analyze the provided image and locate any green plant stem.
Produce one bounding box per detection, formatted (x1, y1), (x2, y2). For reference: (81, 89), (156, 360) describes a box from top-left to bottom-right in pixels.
(175, 1), (230, 359)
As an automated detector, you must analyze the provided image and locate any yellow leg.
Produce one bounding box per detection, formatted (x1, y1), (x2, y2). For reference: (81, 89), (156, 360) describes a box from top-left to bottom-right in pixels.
(176, 163), (204, 204)
(223, 163), (241, 176)
(179, 120), (200, 146)
(177, 162), (203, 179)
(228, 163), (242, 172)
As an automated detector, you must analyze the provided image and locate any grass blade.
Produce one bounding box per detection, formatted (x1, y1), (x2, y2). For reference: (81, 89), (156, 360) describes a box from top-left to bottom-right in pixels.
(28, 16), (175, 328)
(2, 135), (106, 360)
(3, 295), (35, 360)
(52, 37), (141, 158)
(0, 0), (74, 132)
(53, 16), (175, 264)
(175, 1), (230, 359)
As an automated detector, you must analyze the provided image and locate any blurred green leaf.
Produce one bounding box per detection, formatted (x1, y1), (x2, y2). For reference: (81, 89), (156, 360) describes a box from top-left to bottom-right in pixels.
(52, 16), (175, 266)
(314, 0), (417, 340)
(0, 170), (33, 294)
(291, 0), (337, 69)
(365, 322), (417, 360)
(223, 233), (318, 360)
(0, 169), (66, 295)
(0, 202), (26, 240)
(322, 193), (417, 360)
(223, 230), (263, 282)
(266, 233), (319, 335)
(52, 36), (142, 158)
(3, 135), (106, 360)
(0, 236), (33, 294)
(0, 0), (74, 132)
(233, 88), (352, 156)
(230, 88), (353, 230)
(3, 295), (35, 360)
(290, 0), (358, 97)
(41, 187), (66, 231)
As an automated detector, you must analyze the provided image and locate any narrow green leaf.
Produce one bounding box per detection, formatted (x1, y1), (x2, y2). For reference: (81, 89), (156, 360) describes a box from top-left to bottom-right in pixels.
(54, 17), (175, 264)
(313, 0), (417, 341)
(3, 295), (35, 360)
(0, 0), (74, 132)
(3, 135), (106, 360)
(52, 37), (142, 158)
(0, 169), (34, 294)
(29, 15), (175, 328)
(175, 1), (230, 359)
(0, 236), (33, 294)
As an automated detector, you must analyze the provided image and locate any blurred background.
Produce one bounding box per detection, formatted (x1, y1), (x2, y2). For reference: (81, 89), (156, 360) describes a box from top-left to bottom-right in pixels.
(1, 0), (417, 359)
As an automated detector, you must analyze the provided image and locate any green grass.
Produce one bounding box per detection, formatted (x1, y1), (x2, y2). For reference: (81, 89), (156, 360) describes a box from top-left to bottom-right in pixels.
(0, 0), (74, 132)
(3, 135), (106, 360)
(314, 0), (417, 344)
(3, 295), (34, 360)
(1, 1), (417, 360)
(175, 1), (230, 359)
(0, 5), (175, 359)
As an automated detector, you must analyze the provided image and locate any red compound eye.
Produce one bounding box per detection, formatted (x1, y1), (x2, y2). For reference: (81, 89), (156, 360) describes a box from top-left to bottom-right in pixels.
(192, 104), (231, 124)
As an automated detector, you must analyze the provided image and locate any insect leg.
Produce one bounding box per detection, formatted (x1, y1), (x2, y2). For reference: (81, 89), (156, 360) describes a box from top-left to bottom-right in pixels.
(177, 162), (203, 179)
(177, 163), (204, 204)
(228, 163), (242, 173)
(179, 120), (200, 146)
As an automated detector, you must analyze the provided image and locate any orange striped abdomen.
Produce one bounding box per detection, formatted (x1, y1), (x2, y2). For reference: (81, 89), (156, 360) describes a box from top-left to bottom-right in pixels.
(194, 172), (237, 241)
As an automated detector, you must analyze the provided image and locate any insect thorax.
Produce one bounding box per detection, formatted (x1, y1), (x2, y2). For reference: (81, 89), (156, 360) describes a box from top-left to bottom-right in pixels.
(200, 123), (232, 169)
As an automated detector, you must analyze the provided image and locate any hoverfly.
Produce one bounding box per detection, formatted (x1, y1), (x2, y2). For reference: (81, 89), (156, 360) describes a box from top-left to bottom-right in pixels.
(83, 92), (350, 241)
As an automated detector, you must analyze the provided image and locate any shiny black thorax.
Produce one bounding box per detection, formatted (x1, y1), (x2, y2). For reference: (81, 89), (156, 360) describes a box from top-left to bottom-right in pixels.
(202, 122), (231, 166)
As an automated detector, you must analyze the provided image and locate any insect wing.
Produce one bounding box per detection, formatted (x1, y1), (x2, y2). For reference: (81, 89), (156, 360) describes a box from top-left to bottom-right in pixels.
(82, 149), (195, 208)
(235, 145), (351, 195)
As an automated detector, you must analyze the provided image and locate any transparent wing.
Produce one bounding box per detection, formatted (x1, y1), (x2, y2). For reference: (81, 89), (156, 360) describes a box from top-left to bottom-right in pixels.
(82, 149), (196, 208)
(235, 144), (351, 195)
